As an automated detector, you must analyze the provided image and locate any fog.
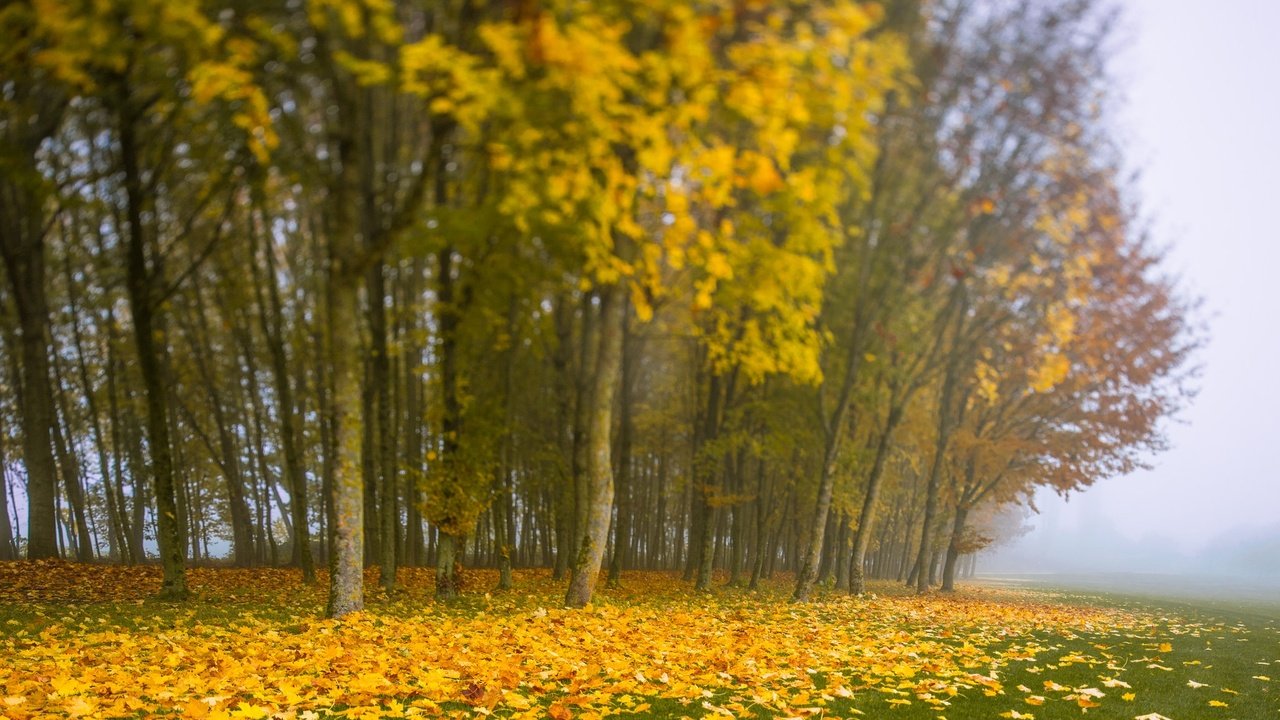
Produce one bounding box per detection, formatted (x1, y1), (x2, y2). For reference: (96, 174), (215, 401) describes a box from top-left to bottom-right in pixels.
(980, 0), (1280, 589)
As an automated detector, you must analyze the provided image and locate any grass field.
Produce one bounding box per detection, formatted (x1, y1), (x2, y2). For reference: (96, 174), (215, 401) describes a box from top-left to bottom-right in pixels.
(1, 561), (1276, 719)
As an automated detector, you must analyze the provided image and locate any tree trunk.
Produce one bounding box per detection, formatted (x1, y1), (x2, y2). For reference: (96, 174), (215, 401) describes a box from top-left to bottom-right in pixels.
(941, 504), (969, 592)
(849, 401), (906, 594)
(324, 103), (367, 615)
(0, 208), (58, 559)
(914, 380), (958, 594)
(570, 293), (597, 571)
(326, 266), (365, 616)
(253, 214), (315, 583)
(403, 259), (425, 568)
(607, 316), (635, 585)
(48, 365), (93, 561)
(0, 411), (15, 560)
(101, 318), (140, 565)
(551, 294), (576, 580)
(694, 372), (725, 591)
(119, 99), (186, 598)
(565, 282), (625, 608)
(793, 448), (839, 601)
(368, 261), (398, 593)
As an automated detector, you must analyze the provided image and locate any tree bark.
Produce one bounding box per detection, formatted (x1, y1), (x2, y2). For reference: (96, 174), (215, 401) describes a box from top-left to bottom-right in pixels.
(565, 282), (625, 608)
(326, 272), (365, 616)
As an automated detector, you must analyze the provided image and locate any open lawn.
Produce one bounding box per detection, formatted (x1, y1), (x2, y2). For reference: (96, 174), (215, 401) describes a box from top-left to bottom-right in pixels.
(1, 562), (1276, 719)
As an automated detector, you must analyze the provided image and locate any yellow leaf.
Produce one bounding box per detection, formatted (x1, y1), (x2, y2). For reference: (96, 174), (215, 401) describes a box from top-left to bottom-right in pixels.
(746, 156), (784, 195)
(229, 702), (269, 719)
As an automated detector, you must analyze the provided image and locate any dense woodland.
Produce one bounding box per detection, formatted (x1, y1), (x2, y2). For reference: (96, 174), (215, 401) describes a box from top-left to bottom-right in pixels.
(0, 0), (1196, 617)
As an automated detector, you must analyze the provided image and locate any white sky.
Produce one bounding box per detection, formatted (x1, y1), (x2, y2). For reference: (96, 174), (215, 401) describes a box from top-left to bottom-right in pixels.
(995, 0), (1280, 567)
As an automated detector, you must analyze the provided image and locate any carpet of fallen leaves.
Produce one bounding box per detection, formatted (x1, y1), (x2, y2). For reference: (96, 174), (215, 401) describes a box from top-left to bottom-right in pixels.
(0, 561), (1276, 720)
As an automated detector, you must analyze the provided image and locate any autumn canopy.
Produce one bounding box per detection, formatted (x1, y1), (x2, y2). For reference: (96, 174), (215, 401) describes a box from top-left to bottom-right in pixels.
(0, 0), (1194, 616)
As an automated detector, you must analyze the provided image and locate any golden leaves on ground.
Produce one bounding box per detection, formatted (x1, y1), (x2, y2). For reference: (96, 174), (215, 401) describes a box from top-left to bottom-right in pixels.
(0, 564), (1274, 719)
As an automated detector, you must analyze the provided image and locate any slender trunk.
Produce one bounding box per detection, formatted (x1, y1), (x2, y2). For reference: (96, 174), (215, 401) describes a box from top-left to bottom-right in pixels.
(103, 323), (139, 564)
(66, 256), (124, 561)
(495, 300), (519, 590)
(0, 412), (14, 560)
(49, 366), (93, 561)
(794, 294), (874, 602)
(793, 445), (839, 601)
(0, 197), (58, 559)
(748, 459), (769, 590)
(915, 385), (957, 594)
(565, 282), (625, 608)
(570, 293), (596, 569)
(368, 262), (398, 593)
(694, 372), (726, 591)
(433, 242), (465, 599)
(403, 259), (425, 568)
(185, 289), (258, 566)
(253, 213), (315, 583)
(551, 294), (575, 580)
(652, 445), (667, 570)
(361, 356), (379, 566)
(941, 504), (969, 592)
(314, 325), (337, 570)
(119, 97), (186, 598)
(726, 449), (748, 587)
(607, 317), (635, 585)
(124, 406), (147, 561)
(849, 400), (906, 594)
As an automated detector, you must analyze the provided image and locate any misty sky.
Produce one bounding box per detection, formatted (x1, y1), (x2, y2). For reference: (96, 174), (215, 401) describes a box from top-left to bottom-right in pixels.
(989, 0), (1280, 572)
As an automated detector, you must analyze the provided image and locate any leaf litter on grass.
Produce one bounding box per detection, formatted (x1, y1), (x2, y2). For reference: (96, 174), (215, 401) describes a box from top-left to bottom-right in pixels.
(0, 562), (1276, 719)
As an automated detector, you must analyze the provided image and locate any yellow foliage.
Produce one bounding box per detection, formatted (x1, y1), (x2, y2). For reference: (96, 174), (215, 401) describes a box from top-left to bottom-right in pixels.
(1, 563), (1214, 720)
(1030, 352), (1071, 393)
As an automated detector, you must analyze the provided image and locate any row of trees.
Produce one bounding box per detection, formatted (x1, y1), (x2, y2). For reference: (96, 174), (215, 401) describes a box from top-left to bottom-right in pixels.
(0, 0), (1196, 615)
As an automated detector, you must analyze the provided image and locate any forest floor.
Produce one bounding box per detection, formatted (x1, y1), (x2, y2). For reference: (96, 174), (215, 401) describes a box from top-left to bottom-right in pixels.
(0, 562), (1276, 720)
